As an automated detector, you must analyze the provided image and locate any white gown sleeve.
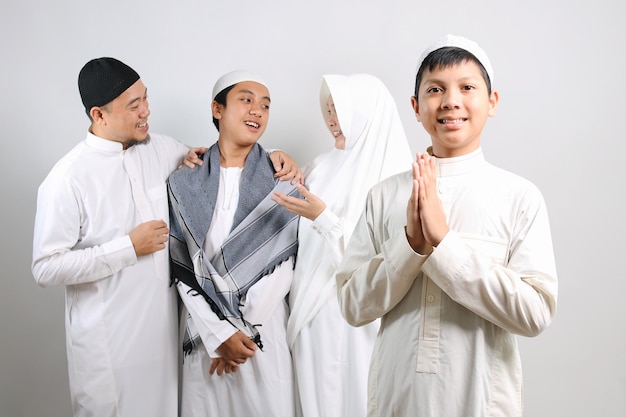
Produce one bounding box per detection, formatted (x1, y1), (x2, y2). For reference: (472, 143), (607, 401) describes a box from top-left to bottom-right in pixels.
(336, 192), (428, 326)
(177, 281), (237, 357)
(177, 259), (294, 356)
(310, 207), (345, 268)
(422, 195), (558, 337)
(31, 177), (137, 287)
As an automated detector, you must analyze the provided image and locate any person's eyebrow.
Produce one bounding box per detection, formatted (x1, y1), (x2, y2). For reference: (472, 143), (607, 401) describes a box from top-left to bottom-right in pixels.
(423, 75), (480, 85)
(126, 87), (148, 107)
(237, 88), (271, 103)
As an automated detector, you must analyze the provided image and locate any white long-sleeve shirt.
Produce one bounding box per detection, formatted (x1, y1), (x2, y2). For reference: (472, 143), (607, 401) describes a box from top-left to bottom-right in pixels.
(32, 132), (188, 417)
(336, 148), (558, 417)
(176, 165), (295, 417)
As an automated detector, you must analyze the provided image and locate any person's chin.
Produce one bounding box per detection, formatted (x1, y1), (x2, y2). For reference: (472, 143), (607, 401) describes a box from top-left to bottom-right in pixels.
(334, 136), (346, 150)
(127, 135), (151, 148)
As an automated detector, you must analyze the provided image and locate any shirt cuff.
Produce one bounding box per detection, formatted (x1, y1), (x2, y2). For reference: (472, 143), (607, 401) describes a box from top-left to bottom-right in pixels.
(311, 208), (342, 234)
(101, 235), (137, 269)
(382, 228), (427, 277)
(201, 325), (238, 358)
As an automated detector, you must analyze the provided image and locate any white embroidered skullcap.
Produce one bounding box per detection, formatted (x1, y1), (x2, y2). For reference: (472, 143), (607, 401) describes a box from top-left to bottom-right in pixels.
(416, 34), (494, 86)
(211, 70), (268, 100)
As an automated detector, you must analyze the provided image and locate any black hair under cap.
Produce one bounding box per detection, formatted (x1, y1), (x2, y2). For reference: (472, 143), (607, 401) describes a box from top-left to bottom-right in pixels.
(78, 57), (140, 111)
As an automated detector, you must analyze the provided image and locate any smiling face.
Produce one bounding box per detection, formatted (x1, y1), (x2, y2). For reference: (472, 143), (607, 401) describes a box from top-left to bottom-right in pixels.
(411, 60), (498, 157)
(90, 79), (150, 149)
(324, 95), (345, 150)
(212, 81), (270, 148)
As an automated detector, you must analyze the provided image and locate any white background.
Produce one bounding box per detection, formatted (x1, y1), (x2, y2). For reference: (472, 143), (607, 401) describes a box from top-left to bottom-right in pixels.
(1, 1), (624, 416)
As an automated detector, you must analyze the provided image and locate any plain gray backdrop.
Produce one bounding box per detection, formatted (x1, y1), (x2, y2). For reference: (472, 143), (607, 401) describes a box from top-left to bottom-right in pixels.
(1, 1), (624, 416)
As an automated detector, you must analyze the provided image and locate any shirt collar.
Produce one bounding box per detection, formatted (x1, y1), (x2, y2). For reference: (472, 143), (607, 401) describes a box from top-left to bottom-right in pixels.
(85, 131), (125, 153)
(427, 147), (485, 177)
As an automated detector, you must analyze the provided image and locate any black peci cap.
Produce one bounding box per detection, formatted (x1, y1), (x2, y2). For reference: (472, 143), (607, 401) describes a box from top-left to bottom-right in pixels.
(78, 57), (140, 112)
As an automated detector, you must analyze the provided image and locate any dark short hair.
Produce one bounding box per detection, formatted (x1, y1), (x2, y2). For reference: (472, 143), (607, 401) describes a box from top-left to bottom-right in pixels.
(212, 85), (235, 131)
(413, 47), (492, 98)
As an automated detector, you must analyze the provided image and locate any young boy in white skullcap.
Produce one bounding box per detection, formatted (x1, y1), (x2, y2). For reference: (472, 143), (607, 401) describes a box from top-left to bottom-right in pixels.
(168, 70), (300, 417)
(336, 34), (558, 416)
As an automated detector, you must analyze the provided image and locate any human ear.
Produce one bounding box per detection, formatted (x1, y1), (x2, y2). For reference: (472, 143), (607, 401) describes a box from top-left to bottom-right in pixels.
(410, 96), (421, 122)
(90, 107), (105, 124)
(488, 90), (500, 117)
(211, 101), (223, 120)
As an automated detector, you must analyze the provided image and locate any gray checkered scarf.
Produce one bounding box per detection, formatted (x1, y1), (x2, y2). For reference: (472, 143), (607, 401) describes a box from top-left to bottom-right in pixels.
(167, 143), (300, 354)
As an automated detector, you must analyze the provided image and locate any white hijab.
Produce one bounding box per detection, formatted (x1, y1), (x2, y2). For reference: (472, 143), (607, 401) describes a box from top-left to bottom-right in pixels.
(287, 74), (413, 347)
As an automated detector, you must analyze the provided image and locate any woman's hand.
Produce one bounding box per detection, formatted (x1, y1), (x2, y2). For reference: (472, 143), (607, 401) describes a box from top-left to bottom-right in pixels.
(272, 183), (326, 221)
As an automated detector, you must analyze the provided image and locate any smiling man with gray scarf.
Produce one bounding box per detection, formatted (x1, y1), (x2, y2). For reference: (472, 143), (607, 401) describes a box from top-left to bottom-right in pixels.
(168, 70), (301, 417)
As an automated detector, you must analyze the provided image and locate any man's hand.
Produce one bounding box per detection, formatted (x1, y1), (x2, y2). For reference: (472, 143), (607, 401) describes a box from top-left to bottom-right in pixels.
(180, 147), (207, 169)
(415, 153), (449, 247)
(209, 331), (257, 375)
(210, 358), (240, 376)
(272, 183), (325, 221)
(129, 220), (169, 256)
(405, 153), (450, 254)
(215, 331), (258, 361)
(270, 150), (304, 185)
(406, 160), (430, 254)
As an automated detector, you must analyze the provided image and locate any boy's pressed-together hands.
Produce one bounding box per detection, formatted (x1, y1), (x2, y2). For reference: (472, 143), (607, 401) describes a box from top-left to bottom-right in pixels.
(406, 152), (449, 255)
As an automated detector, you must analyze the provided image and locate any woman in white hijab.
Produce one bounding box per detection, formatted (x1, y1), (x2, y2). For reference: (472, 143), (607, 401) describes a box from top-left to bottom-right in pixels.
(273, 73), (413, 417)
